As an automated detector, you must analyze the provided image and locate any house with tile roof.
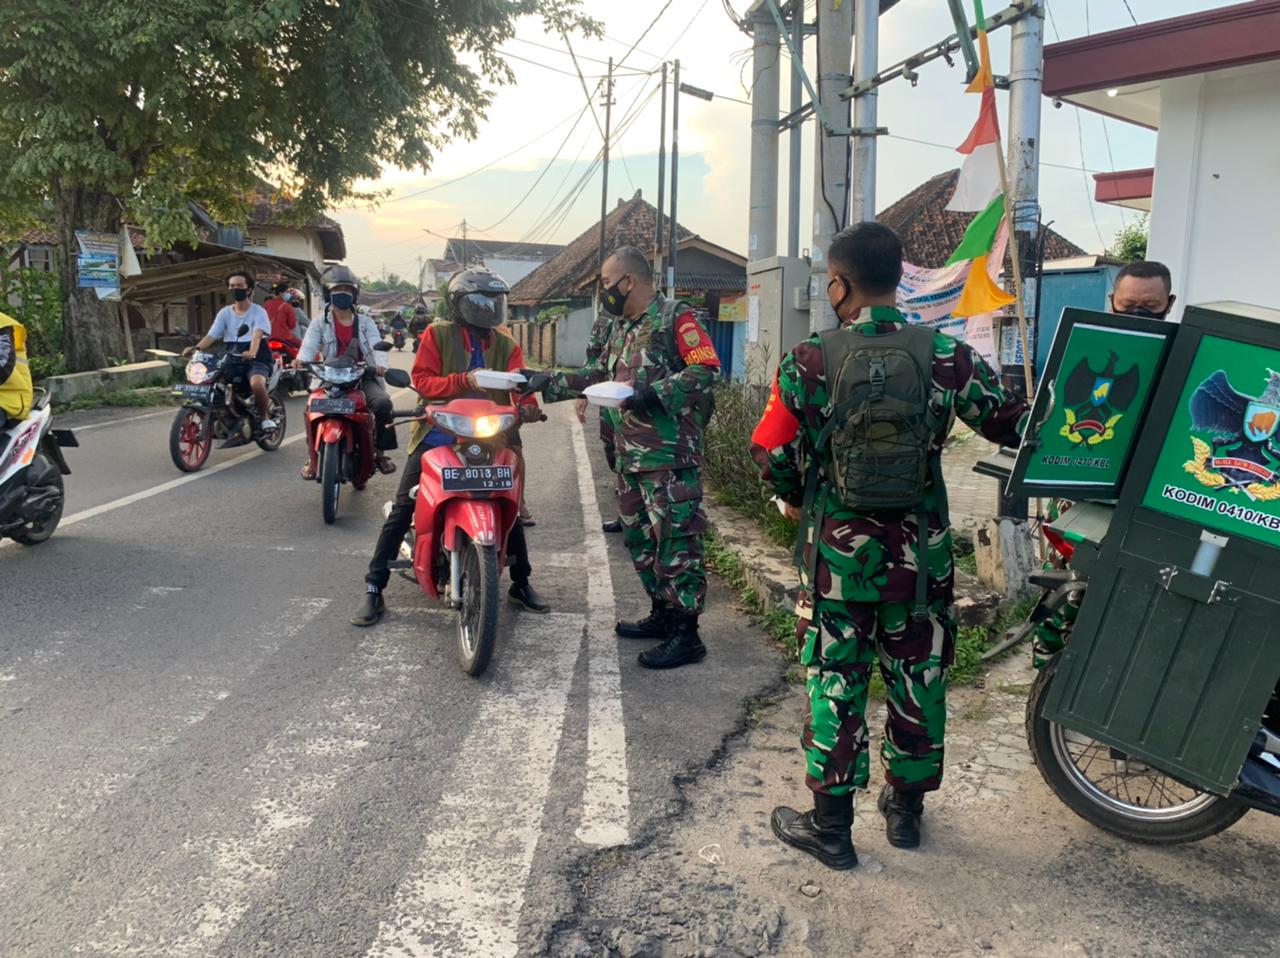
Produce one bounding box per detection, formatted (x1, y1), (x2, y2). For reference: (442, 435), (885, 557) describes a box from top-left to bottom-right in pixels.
(509, 191), (749, 374)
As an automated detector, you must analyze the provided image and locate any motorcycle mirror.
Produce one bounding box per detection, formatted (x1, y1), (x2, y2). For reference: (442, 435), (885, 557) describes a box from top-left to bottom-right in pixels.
(524, 373), (550, 394)
(373, 341), (392, 351)
(237, 323), (250, 337)
(383, 368), (411, 388)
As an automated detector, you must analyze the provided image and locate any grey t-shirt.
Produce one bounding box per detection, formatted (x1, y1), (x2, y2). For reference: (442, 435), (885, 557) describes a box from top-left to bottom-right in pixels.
(210, 304), (271, 346)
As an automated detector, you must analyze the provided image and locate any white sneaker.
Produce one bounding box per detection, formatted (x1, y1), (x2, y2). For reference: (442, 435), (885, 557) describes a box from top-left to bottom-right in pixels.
(261, 418), (278, 432)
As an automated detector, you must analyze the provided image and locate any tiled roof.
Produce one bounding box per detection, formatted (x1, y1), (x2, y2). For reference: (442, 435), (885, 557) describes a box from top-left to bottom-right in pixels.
(509, 192), (693, 306)
(878, 169), (1086, 268)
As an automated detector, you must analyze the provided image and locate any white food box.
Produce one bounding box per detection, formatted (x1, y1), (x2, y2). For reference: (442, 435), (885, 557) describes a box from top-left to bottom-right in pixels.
(584, 382), (635, 408)
(474, 369), (527, 391)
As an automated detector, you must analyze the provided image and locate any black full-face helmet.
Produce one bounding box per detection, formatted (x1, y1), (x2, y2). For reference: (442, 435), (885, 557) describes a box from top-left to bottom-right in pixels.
(447, 268), (509, 329)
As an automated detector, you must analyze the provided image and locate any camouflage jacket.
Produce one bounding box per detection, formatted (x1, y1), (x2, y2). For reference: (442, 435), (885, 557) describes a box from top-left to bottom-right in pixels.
(546, 294), (720, 473)
(584, 309), (614, 366)
(750, 306), (1028, 604)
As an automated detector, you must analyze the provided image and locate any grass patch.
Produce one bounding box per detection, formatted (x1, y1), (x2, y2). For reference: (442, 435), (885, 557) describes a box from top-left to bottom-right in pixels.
(55, 386), (177, 414)
(706, 534), (799, 662)
(955, 550), (978, 576)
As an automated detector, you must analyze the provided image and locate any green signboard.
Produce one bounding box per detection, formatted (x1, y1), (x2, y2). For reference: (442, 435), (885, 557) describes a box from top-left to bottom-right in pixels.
(1142, 334), (1280, 547)
(1007, 309), (1174, 500)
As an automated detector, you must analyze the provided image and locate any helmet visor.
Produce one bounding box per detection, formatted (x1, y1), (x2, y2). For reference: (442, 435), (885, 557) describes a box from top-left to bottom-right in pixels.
(457, 291), (507, 329)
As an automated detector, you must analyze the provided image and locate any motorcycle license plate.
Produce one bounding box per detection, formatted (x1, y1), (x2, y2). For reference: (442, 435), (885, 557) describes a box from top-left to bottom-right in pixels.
(310, 398), (357, 414)
(174, 383), (213, 401)
(441, 465), (514, 492)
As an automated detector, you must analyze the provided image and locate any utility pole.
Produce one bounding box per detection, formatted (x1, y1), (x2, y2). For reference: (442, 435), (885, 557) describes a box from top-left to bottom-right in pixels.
(598, 59), (614, 281)
(460, 219), (468, 268)
(1007, 4), (1045, 339)
(809, 0), (853, 333)
(654, 62), (668, 285)
(667, 59), (680, 297)
(787, 1), (803, 258)
(849, 0), (880, 224)
(748, 9), (781, 262)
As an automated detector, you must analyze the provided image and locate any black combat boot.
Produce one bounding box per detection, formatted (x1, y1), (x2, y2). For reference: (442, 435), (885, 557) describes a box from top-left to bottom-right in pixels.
(601, 517), (623, 534)
(637, 611), (707, 669)
(771, 792), (857, 870)
(351, 587), (386, 627)
(616, 597), (669, 639)
(877, 784), (925, 849)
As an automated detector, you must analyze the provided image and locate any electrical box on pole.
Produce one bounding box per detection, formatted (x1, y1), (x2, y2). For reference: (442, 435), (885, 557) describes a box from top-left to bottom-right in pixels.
(745, 255), (813, 385)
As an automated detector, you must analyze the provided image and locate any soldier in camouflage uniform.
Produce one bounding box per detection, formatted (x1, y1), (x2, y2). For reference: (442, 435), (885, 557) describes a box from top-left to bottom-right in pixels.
(537, 246), (721, 670)
(751, 223), (1027, 868)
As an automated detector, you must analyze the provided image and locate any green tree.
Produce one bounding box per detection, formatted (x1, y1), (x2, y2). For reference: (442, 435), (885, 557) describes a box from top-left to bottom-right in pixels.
(435, 279), (450, 319)
(363, 273), (417, 294)
(1111, 215), (1149, 262)
(0, 0), (592, 370)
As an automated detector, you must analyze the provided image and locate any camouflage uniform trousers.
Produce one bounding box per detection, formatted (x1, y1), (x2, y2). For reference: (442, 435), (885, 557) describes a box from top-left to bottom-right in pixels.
(618, 466), (708, 615)
(798, 594), (956, 797)
(1033, 596), (1077, 669)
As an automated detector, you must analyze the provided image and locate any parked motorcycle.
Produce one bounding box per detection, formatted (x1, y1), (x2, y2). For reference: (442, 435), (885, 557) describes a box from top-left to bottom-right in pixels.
(978, 451), (1280, 843)
(381, 367), (546, 676)
(300, 340), (393, 524)
(392, 328), (406, 351)
(170, 335), (287, 472)
(0, 390), (76, 545)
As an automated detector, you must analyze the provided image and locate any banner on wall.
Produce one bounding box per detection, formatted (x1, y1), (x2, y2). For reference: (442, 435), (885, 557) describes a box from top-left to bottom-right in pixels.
(897, 256), (1000, 367)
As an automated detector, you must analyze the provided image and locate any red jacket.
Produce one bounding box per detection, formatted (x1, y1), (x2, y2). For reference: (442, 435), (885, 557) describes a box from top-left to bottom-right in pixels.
(265, 297), (297, 342)
(411, 325), (538, 411)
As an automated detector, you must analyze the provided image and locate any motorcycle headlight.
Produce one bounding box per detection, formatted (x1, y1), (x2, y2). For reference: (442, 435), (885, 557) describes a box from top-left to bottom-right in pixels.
(186, 361), (209, 384)
(433, 411), (515, 438)
(321, 364), (362, 384)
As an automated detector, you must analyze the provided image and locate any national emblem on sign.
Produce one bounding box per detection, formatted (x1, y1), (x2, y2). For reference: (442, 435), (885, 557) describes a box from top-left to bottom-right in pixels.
(1184, 368), (1280, 500)
(1059, 350), (1140, 446)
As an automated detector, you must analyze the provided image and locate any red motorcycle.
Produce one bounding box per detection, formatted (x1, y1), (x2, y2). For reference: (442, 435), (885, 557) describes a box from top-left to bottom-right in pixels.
(302, 341), (393, 524)
(269, 337), (308, 395)
(383, 367), (546, 676)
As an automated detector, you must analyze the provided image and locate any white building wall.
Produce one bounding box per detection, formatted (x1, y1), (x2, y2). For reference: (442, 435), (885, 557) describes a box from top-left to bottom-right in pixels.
(1147, 63), (1280, 319)
(244, 227), (327, 271)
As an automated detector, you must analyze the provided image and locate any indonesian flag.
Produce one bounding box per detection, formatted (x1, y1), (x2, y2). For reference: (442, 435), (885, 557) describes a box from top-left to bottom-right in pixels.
(946, 0), (1002, 213)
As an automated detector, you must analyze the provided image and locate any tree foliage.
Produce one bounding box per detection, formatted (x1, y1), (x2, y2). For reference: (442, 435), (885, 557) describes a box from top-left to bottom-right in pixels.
(1111, 215), (1149, 262)
(0, 0), (595, 367)
(363, 273), (417, 294)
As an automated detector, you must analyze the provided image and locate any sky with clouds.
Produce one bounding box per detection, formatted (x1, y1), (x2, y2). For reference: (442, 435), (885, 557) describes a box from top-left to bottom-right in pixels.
(334, 0), (1234, 283)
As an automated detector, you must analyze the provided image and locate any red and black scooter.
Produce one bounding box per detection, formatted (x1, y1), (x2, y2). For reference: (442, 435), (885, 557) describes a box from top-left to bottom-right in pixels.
(382, 366), (546, 676)
(301, 340), (393, 524)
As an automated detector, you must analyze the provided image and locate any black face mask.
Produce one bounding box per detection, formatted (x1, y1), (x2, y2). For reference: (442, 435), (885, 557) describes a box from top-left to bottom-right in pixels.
(232, 287), (251, 303)
(1116, 304), (1169, 319)
(601, 278), (630, 317)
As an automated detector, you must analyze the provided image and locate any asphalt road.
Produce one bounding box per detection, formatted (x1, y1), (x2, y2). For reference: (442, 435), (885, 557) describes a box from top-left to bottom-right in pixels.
(0, 348), (781, 957)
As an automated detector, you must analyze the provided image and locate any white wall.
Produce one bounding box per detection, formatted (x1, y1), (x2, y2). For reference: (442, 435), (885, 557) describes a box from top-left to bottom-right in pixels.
(244, 227), (327, 271)
(1147, 64), (1280, 320)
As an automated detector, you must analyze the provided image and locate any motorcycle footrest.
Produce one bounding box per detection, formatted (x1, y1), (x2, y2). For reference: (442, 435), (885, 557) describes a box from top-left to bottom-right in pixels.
(386, 559), (413, 570)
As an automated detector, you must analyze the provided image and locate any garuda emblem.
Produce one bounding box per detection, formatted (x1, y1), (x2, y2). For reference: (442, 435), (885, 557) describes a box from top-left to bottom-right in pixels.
(1184, 368), (1280, 501)
(1059, 350), (1140, 446)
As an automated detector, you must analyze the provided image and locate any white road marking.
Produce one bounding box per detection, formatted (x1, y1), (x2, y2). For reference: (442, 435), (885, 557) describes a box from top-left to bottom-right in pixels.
(68, 408), (175, 432)
(2, 384), (416, 545)
(365, 613), (585, 958)
(568, 416), (629, 848)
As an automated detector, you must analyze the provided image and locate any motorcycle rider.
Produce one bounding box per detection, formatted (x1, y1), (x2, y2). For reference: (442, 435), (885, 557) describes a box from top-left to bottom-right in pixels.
(294, 265), (398, 479)
(408, 304), (431, 352)
(0, 310), (33, 424)
(265, 281), (301, 348)
(353, 267), (549, 626)
(184, 271), (276, 437)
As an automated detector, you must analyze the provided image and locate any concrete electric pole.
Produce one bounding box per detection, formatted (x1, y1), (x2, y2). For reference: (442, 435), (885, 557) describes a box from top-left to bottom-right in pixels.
(598, 58), (614, 282)
(748, 7), (781, 263)
(810, 0), (853, 333)
(1007, 4), (1045, 296)
(787, 1), (804, 258)
(849, 0), (880, 224)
